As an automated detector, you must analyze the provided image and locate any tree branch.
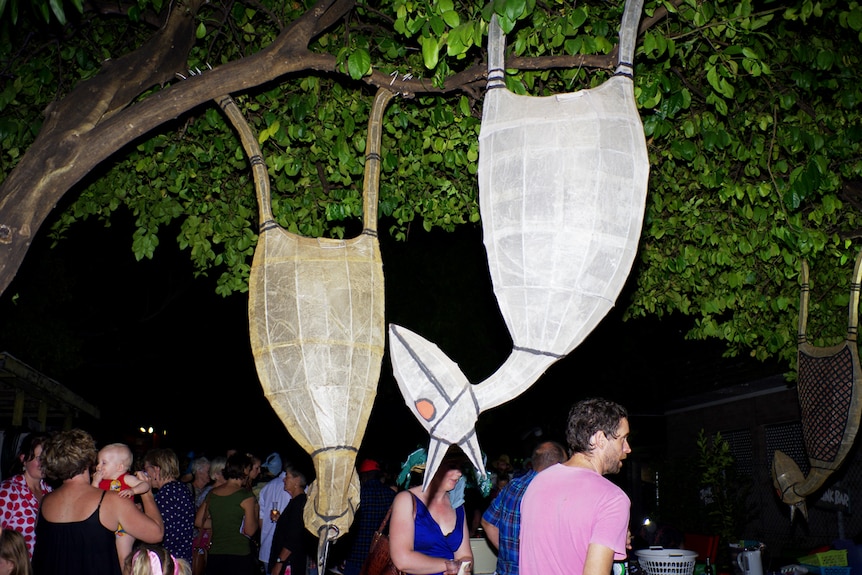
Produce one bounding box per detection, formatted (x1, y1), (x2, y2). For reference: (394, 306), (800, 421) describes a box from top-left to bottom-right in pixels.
(0, 0), (654, 296)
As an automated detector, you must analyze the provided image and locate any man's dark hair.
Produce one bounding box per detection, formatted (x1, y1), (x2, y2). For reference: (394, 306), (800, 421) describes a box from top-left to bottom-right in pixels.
(531, 441), (567, 472)
(565, 398), (628, 455)
(223, 452), (253, 480)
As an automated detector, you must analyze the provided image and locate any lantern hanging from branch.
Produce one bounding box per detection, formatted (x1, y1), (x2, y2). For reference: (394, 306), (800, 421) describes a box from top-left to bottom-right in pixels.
(226, 88), (394, 566)
(389, 0), (650, 489)
(772, 250), (862, 521)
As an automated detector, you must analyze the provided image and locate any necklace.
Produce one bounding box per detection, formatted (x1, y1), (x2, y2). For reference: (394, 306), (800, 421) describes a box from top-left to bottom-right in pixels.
(570, 454), (601, 474)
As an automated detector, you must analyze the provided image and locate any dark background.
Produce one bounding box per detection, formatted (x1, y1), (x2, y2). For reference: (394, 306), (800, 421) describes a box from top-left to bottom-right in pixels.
(0, 209), (787, 468)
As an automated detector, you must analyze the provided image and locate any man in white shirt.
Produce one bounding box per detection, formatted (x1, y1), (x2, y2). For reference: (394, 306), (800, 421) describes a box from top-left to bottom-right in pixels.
(258, 453), (293, 570)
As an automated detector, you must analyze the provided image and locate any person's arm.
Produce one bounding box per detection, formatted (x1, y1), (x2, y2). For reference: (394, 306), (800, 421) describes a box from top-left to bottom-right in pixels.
(122, 472), (151, 497)
(270, 545), (293, 575)
(480, 494), (503, 550)
(112, 490), (164, 543)
(241, 494), (259, 537)
(389, 491), (464, 575)
(269, 510), (293, 575)
(258, 485), (268, 523)
(583, 543), (616, 575)
(480, 518), (499, 549)
(194, 496), (211, 530)
(454, 514), (473, 571)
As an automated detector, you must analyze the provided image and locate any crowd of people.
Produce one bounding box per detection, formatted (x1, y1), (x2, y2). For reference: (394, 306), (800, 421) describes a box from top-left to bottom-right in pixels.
(0, 396), (635, 575)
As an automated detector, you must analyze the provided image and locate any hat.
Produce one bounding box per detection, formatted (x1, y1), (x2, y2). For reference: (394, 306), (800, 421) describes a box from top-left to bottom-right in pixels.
(263, 452), (282, 476)
(397, 447), (428, 488)
(358, 459), (381, 473)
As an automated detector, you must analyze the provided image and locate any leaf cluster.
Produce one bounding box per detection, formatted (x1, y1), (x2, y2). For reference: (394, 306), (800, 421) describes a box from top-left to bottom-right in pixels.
(0, 0), (81, 26)
(626, 0), (862, 369)
(2, 0), (862, 367)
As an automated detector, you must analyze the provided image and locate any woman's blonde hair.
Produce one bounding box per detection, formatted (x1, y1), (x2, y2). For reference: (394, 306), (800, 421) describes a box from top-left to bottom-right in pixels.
(209, 456), (226, 482)
(0, 529), (33, 575)
(127, 544), (191, 575)
(142, 448), (181, 481)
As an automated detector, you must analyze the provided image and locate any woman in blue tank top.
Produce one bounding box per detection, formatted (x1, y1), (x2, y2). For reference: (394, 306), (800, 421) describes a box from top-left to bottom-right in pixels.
(389, 449), (473, 575)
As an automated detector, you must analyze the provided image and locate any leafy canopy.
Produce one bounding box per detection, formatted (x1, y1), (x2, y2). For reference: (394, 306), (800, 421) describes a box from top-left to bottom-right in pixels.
(1, 0), (862, 372)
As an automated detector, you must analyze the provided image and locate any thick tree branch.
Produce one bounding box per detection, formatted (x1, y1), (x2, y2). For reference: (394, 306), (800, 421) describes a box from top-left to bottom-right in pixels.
(0, 0), (654, 296)
(0, 0), (349, 296)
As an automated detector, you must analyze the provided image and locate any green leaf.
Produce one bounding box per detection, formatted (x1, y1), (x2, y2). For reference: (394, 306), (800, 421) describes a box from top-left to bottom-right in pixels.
(496, 13), (516, 34)
(430, 15), (445, 36)
(441, 10), (460, 28)
(437, 0), (454, 13)
(705, 65), (721, 93)
(815, 50), (835, 70)
(48, 0), (66, 25)
(196, 22), (207, 39)
(347, 49), (372, 79)
(570, 7), (587, 28)
(447, 29), (466, 57)
(670, 140), (698, 161)
(494, 0), (525, 24)
(419, 36), (440, 69)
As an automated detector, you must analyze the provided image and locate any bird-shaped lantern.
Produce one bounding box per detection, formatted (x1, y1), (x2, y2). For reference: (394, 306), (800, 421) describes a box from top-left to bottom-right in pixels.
(389, 0), (650, 489)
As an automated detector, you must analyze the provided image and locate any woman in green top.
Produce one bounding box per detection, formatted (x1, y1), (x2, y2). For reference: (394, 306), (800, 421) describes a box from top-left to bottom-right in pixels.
(194, 453), (259, 575)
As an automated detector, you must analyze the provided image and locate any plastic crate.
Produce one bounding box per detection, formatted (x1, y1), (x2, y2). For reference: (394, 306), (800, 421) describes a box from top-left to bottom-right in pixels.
(801, 566), (851, 575)
(799, 550), (849, 567)
(636, 548), (698, 575)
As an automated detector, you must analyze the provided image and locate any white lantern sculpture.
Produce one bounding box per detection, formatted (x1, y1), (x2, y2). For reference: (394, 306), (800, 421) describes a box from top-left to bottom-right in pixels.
(389, 0), (650, 488)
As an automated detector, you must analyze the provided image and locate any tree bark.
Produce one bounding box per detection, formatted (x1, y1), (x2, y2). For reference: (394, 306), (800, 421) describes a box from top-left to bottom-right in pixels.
(0, 0), (345, 295)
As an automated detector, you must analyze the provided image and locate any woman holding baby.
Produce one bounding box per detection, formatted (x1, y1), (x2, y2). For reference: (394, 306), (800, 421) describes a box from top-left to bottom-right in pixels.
(31, 429), (164, 575)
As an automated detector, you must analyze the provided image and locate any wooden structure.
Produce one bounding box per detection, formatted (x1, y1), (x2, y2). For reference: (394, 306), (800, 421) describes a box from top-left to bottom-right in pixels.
(0, 352), (100, 431)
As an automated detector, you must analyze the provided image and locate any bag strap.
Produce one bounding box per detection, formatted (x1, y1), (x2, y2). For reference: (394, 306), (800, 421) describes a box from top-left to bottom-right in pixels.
(378, 493), (415, 533)
(378, 505), (393, 532)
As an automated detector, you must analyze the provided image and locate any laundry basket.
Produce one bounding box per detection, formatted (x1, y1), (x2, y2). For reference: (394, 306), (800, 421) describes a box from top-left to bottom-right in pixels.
(636, 548), (698, 575)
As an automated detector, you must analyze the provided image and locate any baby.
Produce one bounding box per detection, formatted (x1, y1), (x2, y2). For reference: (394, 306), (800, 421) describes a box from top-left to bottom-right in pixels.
(92, 443), (150, 569)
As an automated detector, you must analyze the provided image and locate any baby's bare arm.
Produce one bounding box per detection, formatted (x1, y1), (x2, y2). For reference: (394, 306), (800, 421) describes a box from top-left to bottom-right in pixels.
(119, 472), (151, 497)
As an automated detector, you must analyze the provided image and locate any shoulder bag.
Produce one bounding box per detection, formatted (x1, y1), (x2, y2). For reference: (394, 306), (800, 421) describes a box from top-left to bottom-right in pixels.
(359, 504), (404, 575)
(192, 496), (212, 575)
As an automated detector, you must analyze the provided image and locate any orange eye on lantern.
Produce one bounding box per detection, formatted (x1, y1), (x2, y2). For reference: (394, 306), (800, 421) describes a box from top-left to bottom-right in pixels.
(416, 399), (436, 421)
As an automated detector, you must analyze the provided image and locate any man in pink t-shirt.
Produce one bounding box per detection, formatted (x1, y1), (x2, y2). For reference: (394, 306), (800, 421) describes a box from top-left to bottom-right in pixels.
(519, 398), (632, 575)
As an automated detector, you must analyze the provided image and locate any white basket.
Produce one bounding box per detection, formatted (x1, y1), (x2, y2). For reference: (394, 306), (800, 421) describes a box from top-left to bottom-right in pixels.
(636, 548), (698, 575)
